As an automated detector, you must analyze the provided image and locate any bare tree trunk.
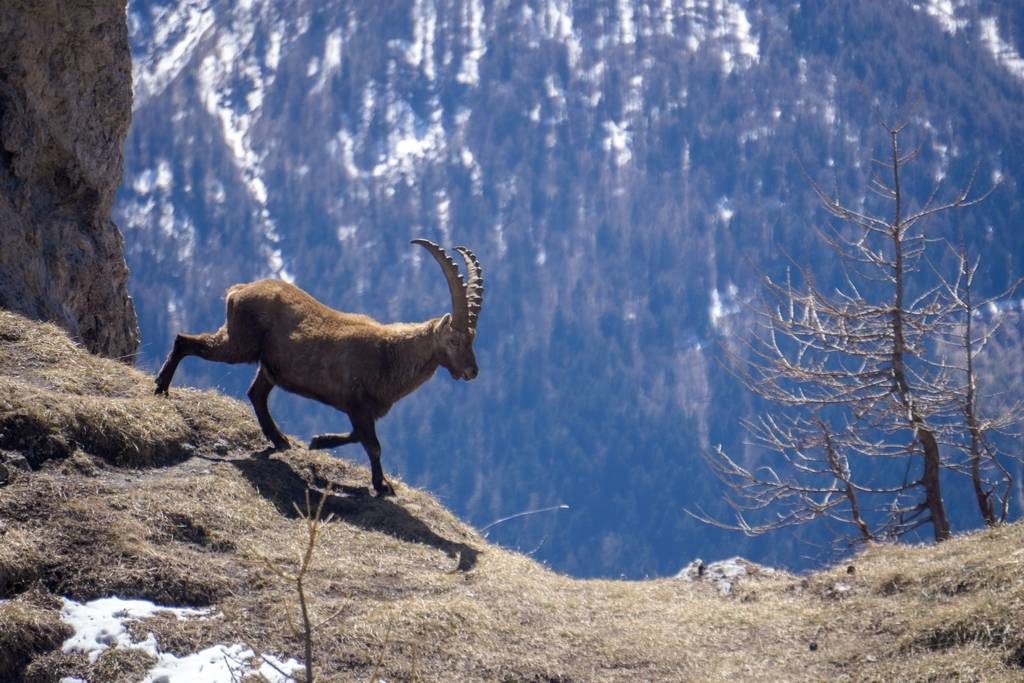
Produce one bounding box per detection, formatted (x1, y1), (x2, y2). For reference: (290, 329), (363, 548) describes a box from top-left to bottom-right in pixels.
(963, 273), (996, 525)
(820, 419), (873, 542)
(918, 428), (951, 540)
(888, 128), (950, 542)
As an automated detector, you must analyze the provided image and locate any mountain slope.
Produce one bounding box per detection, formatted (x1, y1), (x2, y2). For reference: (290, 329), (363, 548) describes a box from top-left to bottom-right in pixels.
(117, 0), (1024, 578)
(2, 312), (1023, 681)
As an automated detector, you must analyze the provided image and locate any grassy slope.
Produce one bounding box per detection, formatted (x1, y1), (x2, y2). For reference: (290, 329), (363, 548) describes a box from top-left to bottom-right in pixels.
(0, 310), (1022, 682)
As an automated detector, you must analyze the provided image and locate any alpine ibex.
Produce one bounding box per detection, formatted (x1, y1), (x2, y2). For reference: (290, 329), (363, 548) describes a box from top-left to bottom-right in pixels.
(154, 239), (484, 496)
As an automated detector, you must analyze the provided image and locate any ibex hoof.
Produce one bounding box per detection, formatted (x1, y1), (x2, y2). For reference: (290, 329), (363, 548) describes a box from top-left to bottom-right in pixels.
(374, 481), (395, 498)
(154, 385), (168, 396)
(271, 438), (290, 451)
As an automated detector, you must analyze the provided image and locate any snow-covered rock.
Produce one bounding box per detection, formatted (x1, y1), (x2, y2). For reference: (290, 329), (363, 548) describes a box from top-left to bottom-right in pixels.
(677, 557), (776, 595)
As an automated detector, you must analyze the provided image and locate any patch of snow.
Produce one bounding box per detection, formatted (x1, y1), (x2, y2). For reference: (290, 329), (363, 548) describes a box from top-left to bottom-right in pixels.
(265, 27), (283, 71)
(543, 0), (581, 68)
(933, 140), (949, 182)
(460, 146), (484, 195)
(660, 0), (675, 36)
(709, 282), (740, 329)
(266, 247), (294, 283)
(191, 12), (292, 281)
(717, 197), (735, 223)
(207, 177), (226, 205)
(436, 190), (452, 245)
(337, 224), (358, 242)
(61, 597), (209, 663)
(60, 597), (302, 682)
(603, 120), (632, 167)
(544, 75), (568, 124)
(981, 296), (1024, 317)
(920, 0), (969, 35)
(133, 169), (156, 195)
(738, 125), (771, 144)
(457, 0), (487, 86)
(155, 159), (174, 193)
(404, 0), (438, 80)
(624, 74), (644, 117)
(729, 3), (759, 60)
(132, 0), (216, 109)
(361, 81), (378, 130)
(823, 100), (837, 127)
(144, 643), (302, 683)
(825, 580), (853, 598)
(493, 221), (507, 259)
(710, 288), (724, 326)
(616, 0), (636, 45)
(313, 28), (344, 93)
(371, 97), (446, 184)
(678, 0), (759, 73)
(980, 17), (1024, 80)
(580, 60), (606, 108)
(130, 159), (173, 196)
(196, 50), (266, 203)
(331, 128), (361, 178)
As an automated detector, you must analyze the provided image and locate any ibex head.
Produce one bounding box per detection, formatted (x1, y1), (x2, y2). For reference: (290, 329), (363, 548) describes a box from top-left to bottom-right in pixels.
(412, 239), (484, 381)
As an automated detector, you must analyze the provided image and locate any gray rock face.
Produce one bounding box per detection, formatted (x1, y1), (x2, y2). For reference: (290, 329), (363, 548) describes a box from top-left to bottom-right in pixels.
(0, 0), (139, 361)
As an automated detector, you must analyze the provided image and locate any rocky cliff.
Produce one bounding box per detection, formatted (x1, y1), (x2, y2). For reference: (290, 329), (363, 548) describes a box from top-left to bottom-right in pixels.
(0, 0), (138, 361)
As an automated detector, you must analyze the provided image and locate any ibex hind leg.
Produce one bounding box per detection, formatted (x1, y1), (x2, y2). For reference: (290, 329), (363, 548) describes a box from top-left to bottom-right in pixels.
(247, 366), (289, 450)
(309, 432), (360, 449)
(312, 414), (393, 496)
(154, 327), (258, 394)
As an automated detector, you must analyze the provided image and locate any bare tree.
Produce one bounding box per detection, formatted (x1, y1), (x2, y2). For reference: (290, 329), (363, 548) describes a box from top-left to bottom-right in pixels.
(936, 239), (1022, 525)
(698, 121), (1017, 547)
(255, 486), (341, 683)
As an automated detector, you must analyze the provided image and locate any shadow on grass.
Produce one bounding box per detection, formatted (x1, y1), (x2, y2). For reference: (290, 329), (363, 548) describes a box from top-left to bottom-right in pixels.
(231, 450), (479, 571)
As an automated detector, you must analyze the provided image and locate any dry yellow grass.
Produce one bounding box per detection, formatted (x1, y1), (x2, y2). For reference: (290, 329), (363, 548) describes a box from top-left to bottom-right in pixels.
(1, 309), (1022, 681)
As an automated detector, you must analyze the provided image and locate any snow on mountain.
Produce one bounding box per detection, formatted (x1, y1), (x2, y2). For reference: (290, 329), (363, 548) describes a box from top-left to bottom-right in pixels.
(980, 16), (1024, 80)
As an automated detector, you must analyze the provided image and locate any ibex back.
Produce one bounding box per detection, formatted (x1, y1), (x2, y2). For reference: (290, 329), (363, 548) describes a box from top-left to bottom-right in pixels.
(154, 239), (484, 496)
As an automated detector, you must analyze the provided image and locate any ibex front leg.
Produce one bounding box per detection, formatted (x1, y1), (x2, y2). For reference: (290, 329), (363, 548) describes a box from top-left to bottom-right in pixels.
(358, 418), (393, 497)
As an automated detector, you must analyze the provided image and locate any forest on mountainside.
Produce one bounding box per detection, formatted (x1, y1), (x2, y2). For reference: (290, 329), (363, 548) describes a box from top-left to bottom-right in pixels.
(118, 0), (1024, 577)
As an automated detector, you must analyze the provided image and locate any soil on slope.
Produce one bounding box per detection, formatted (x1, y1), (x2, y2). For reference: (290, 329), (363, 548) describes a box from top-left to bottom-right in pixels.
(1, 310), (1022, 682)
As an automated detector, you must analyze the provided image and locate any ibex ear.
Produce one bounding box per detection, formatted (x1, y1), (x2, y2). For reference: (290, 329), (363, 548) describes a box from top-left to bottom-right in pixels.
(438, 312), (452, 330)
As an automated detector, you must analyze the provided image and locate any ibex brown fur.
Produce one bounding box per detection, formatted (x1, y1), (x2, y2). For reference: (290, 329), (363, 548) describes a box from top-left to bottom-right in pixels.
(154, 240), (484, 496)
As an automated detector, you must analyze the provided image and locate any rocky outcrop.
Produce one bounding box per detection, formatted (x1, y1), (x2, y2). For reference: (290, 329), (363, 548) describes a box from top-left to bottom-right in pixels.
(0, 0), (139, 361)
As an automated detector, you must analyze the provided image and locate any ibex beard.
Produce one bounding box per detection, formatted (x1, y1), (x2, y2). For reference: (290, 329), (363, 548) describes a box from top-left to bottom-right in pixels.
(154, 239), (484, 497)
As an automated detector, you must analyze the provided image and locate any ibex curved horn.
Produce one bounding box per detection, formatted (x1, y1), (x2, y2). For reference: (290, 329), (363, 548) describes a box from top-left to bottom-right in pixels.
(411, 239), (471, 331)
(455, 246), (483, 332)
